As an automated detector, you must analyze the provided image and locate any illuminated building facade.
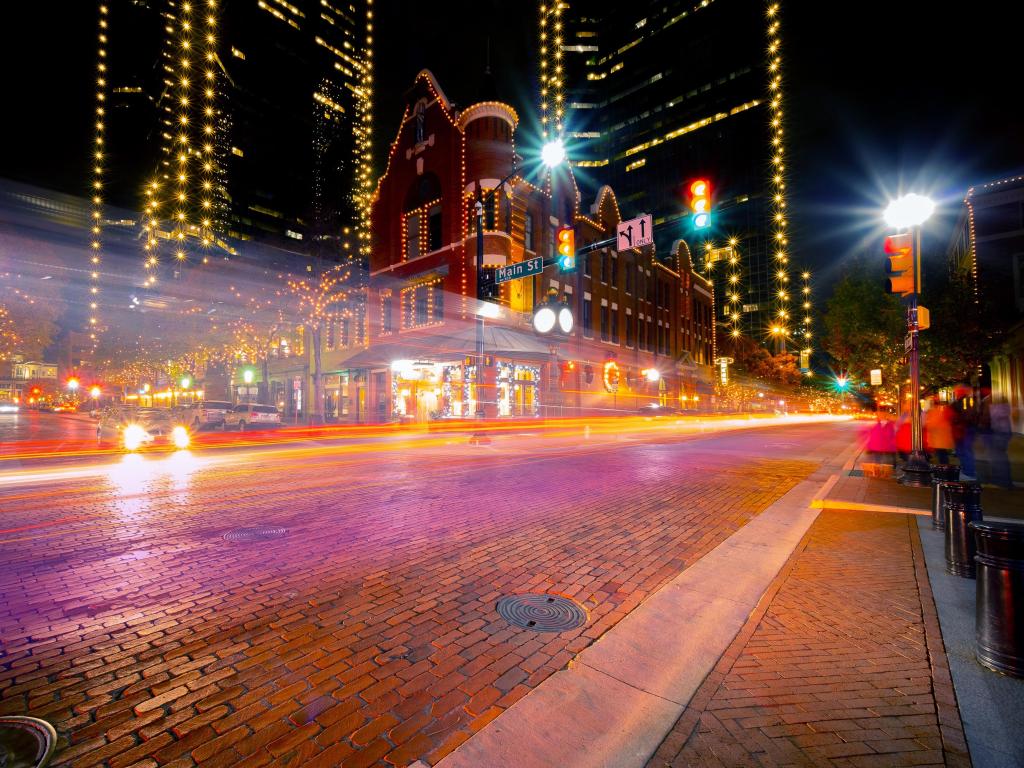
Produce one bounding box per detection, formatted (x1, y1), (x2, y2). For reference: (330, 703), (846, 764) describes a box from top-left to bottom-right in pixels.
(350, 70), (714, 423)
(949, 174), (1024, 433)
(553, 0), (808, 349)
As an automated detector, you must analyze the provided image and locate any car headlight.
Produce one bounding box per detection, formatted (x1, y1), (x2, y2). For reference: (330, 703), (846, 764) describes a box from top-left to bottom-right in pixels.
(123, 424), (148, 451)
(172, 425), (190, 449)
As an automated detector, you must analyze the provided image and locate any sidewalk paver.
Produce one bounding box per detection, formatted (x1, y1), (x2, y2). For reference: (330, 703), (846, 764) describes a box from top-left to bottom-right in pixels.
(648, 509), (970, 768)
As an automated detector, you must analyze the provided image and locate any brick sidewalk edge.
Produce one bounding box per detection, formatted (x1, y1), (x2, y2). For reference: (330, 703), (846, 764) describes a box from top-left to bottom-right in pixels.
(650, 515), (973, 767)
(910, 520), (971, 767)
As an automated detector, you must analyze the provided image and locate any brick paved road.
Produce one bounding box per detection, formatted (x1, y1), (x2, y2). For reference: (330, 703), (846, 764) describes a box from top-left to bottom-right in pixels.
(648, 509), (970, 768)
(0, 421), (849, 767)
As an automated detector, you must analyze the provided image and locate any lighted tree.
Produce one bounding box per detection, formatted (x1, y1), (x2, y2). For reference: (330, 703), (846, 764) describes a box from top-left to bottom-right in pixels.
(285, 264), (352, 422)
(0, 304), (20, 360)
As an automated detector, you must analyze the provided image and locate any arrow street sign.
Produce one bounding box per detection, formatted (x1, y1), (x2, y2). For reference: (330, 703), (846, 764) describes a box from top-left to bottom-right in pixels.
(616, 214), (654, 251)
(495, 256), (543, 284)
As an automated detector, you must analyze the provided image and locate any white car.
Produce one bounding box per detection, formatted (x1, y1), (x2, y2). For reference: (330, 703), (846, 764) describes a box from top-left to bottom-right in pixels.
(0, 401), (19, 414)
(223, 403), (282, 431)
(179, 400), (234, 429)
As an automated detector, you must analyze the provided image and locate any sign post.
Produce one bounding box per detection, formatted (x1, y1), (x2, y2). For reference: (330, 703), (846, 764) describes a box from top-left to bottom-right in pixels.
(495, 256), (544, 284)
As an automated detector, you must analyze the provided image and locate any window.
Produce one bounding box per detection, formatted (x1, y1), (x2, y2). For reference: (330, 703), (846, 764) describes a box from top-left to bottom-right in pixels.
(340, 318), (351, 347)
(325, 320), (335, 350)
(524, 212), (535, 251)
(625, 264), (633, 294)
(611, 308), (619, 344)
(415, 287), (428, 325)
(626, 313), (634, 347)
(647, 318), (654, 351)
(583, 298), (593, 338)
(583, 252), (592, 277)
(601, 253), (609, 283)
(427, 204), (442, 251)
(610, 256), (618, 288)
(382, 293), (393, 334)
(432, 283), (444, 322)
(637, 315), (645, 349)
(600, 305), (609, 341)
(405, 213), (420, 259)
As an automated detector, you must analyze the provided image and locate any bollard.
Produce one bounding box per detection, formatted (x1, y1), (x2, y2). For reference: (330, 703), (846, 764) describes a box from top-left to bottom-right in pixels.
(970, 521), (1024, 678)
(944, 481), (983, 577)
(931, 466), (961, 530)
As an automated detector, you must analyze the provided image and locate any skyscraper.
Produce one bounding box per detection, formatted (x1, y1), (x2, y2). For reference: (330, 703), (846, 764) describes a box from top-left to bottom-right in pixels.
(91, 0), (373, 266)
(545, 0), (811, 352)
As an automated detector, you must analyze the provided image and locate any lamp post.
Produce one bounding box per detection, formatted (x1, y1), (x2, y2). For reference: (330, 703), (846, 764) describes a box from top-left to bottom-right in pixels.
(474, 139), (566, 419)
(884, 193), (935, 485)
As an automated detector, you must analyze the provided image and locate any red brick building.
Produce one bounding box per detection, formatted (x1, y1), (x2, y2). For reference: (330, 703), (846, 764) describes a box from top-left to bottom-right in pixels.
(350, 70), (714, 422)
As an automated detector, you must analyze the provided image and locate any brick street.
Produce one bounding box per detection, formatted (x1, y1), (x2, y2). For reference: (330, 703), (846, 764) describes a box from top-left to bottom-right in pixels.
(0, 421), (851, 767)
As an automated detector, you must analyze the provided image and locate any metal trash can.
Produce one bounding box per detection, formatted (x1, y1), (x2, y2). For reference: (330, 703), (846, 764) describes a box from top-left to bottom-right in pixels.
(970, 521), (1024, 678)
(931, 465), (961, 530)
(944, 481), (983, 577)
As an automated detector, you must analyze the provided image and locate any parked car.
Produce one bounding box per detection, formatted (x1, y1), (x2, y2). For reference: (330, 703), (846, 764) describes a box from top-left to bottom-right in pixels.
(223, 403), (282, 431)
(178, 400), (234, 429)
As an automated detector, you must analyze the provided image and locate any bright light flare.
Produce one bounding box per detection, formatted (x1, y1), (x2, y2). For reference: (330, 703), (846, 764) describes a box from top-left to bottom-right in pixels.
(123, 424), (148, 451)
(172, 425), (191, 449)
(89, 386), (101, 398)
(541, 139), (566, 169)
(533, 305), (556, 333)
(644, 368), (661, 382)
(884, 193), (935, 229)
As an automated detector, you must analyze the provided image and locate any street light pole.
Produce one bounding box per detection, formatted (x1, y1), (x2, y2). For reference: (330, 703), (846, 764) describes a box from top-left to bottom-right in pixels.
(475, 198), (486, 419)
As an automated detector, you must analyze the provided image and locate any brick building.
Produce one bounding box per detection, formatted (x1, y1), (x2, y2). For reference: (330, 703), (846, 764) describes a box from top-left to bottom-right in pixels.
(346, 70), (714, 422)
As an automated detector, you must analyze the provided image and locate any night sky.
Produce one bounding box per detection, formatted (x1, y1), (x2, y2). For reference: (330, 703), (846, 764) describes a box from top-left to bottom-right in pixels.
(3, 1), (1020, 292)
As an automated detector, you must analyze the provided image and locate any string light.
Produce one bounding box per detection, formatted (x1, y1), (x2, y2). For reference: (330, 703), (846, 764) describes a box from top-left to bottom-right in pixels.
(172, 1), (194, 259)
(88, 2), (109, 348)
(539, 2), (564, 140)
(766, 2), (789, 345)
(197, 0), (218, 249)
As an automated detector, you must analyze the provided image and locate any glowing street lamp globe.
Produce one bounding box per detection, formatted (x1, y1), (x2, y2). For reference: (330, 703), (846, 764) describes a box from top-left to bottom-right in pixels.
(541, 139), (566, 169)
(884, 193), (935, 229)
(533, 305), (557, 334)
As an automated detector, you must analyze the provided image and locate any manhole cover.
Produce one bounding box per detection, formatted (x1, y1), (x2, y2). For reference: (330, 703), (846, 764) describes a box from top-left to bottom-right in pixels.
(496, 593), (588, 632)
(0, 716), (57, 768)
(222, 526), (287, 542)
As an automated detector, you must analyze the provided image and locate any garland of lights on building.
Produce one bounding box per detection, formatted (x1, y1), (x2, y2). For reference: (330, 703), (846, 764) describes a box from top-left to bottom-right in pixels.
(766, 2), (791, 348)
(88, 2), (109, 350)
(355, 0), (375, 260)
(198, 1), (218, 249)
(538, 2), (564, 141)
(171, 1), (194, 264)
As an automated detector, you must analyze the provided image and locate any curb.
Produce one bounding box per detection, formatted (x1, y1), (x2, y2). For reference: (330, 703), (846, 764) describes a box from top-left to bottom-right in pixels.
(436, 431), (862, 768)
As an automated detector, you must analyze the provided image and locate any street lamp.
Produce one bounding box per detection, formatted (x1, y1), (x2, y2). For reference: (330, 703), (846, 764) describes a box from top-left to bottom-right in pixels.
(474, 138), (567, 418)
(884, 193), (935, 485)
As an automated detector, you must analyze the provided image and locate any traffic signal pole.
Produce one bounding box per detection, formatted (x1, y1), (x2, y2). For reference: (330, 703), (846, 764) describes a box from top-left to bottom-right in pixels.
(902, 225), (931, 486)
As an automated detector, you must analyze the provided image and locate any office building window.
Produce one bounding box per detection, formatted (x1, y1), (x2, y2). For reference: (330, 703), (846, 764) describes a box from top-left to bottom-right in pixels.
(600, 305), (609, 341)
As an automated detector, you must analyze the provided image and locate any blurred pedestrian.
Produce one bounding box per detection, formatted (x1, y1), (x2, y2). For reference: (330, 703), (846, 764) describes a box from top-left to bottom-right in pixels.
(952, 397), (976, 480)
(925, 401), (954, 465)
(895, 413), (911, 462)
(866, 416), (897, 465)
(982, 395), (1014, 489)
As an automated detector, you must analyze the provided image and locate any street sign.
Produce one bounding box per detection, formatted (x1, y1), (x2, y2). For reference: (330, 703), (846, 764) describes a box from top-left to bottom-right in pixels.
(495, 256), (543, 284)
(904, 333), (913, 352)
(870, 369), (882, 386)
(616, 214), (653, 251)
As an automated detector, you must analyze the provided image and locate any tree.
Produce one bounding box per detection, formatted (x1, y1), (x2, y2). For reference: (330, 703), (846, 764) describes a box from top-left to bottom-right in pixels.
(0, 304), (19, 360)
(285, 264), (352, 422)
(821, 263), (904, 398)
(919, 272), (990, 390)
(719, 334), (801, 386)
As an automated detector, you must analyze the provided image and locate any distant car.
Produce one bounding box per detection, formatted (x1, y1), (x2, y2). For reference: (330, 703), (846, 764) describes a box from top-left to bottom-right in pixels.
(223, 403), (282, 431)
(51, 404), (77, 413)
(178, 400), (234, 429)
(0, 401), (18, 414)
(115, 409), (190, 451)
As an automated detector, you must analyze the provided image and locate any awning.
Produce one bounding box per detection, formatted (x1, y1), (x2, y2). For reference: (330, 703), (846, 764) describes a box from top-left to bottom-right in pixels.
(342, 325), (554, 369)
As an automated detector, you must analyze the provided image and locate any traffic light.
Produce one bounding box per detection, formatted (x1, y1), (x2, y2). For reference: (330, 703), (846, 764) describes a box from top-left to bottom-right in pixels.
(556, 226), (575, 271)
(688, 179), (711, 229)
(884, 233), (915, 297)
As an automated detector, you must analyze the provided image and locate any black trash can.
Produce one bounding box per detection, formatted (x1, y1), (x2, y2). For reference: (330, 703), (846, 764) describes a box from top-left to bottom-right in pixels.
(931, 466), (961, 530)
(970, 521), (1024, 678)
(944, 481), (983, 577)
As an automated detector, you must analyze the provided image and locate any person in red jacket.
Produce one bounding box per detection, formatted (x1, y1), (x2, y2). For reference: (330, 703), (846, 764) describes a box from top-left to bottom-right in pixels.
(895, 414), (912, 462)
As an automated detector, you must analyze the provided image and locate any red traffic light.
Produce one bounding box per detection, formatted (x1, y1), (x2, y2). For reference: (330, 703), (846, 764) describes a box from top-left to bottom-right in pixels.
(884, 233), (914, 296)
